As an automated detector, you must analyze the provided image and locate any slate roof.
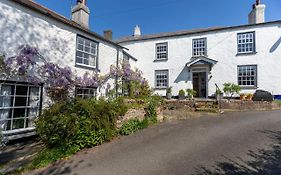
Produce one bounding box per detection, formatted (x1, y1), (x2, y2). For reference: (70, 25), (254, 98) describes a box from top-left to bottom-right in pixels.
(116, 20), (281, 43)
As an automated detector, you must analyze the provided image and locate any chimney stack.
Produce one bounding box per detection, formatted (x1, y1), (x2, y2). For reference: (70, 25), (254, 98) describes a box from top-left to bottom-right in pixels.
(248, 0), (266, 24)
(134, 25), (141, 38)
(72, 0), (90, 28)
(104, 30), (113, 40)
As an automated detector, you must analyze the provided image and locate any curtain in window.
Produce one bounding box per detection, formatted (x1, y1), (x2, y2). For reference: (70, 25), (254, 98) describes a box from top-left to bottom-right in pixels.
(27, 87), (40, 127)
(0, 85), (12, 131)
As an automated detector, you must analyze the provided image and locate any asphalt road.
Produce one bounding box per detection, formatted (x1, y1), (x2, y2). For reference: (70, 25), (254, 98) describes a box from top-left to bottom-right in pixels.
(35, 110), (281, 175)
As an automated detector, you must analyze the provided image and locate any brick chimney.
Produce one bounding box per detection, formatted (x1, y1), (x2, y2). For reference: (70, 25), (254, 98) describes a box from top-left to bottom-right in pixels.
(72, 0), (90, 28)
(104, 30), (113, 40)
(248, 0), (266, 24)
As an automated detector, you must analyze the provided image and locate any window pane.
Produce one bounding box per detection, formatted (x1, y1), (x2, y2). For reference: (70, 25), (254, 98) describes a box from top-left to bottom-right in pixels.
(237, 65), (257, 87)
(193, 38), (206, 56)
(156, 43), (168, 60)
(76, 36), (98, 68)
(0, 83), (41, 131)
(237, 32), (255, 53)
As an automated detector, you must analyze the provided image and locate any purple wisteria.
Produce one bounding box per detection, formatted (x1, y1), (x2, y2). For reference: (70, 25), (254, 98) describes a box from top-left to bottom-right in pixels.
(0, 45), (148, 100)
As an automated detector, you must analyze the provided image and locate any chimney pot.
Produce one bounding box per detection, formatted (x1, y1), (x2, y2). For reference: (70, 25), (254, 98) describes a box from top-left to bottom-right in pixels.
(104, 30), (113, 40)
(134, 25), (141, 37)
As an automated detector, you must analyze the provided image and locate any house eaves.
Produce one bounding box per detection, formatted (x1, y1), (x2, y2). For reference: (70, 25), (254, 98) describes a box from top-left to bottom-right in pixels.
(10, 0), (124, 49)
(116, 20), (281, 43)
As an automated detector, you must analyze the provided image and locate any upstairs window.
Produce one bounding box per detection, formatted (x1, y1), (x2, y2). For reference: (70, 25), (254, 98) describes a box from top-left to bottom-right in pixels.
(76, 36), (98, 68)
(237, 32), (255, 54)
(238, 65), (257, 88)
(155, 70), (169, 89)
(155, 42), (168, 60)
(75, 87), (97, 99)
(193, 38), (207, 57)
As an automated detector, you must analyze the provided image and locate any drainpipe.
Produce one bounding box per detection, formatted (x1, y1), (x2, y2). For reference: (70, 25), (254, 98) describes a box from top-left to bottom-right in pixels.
(115, 48), (119, 99)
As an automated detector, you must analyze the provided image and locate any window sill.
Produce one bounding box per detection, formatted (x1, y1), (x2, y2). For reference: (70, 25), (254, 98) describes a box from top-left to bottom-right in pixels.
(154, 59), (168, 62)
(154, 87), (167, 90)
(236, 52), (257, 56)
(240, 86), (258, 90)
(75, 63), (100, 72)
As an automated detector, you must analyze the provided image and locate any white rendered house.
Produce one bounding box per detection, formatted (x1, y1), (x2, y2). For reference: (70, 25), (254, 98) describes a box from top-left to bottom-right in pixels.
(117, 2), (281, 98)
(0, 0), (138, 139)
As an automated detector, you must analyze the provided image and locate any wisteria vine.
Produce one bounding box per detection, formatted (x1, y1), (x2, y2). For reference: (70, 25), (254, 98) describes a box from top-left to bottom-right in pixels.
(0, 45), (147, 101)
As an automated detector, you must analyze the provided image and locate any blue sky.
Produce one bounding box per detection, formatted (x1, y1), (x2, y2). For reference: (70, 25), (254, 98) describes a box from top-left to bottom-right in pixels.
(34, 0), (281, 39)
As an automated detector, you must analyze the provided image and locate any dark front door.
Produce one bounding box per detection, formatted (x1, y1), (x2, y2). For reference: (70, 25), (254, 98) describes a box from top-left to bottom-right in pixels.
(193, 72), (207, 98)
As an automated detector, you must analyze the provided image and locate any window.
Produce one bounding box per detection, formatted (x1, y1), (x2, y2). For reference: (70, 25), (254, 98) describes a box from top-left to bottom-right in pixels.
(238, 65), (257, 87)
(155, 42), (168, 60)
(237, 32), (255, 54)
(155, 70), (169, 89)
(76, 36), (98, 68)
(193, 38), (207, 57)
(75, 87), (97, 99)
(0, 83), (42, 131)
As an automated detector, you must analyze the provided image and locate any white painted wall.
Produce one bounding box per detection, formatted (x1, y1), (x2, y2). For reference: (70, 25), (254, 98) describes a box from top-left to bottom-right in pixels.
(0, 0), (122, 105)
(121, 23), (281, 97)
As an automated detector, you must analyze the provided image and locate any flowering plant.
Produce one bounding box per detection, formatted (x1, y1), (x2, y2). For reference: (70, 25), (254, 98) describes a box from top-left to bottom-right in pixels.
(0, 45), (149, 101)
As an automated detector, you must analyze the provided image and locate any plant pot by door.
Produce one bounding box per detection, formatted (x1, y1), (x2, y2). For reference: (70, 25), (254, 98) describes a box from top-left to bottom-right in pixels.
(166, 93), (172, 99)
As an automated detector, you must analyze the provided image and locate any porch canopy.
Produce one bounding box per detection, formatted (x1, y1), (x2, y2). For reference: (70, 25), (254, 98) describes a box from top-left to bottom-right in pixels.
(186, 56), (218, 70)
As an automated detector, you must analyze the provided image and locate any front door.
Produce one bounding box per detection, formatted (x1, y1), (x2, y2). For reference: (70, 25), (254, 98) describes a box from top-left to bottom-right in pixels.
(192, 72), (207, 98)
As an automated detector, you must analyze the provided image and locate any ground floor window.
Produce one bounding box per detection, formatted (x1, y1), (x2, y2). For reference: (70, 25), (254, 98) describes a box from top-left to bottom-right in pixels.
(0, 82), (42, 131)
(155, 70), (169, 89)
(238, 65), (257, 87)
(75, 87), (97, 99)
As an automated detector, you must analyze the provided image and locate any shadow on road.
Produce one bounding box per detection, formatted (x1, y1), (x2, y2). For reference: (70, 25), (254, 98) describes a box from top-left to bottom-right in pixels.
(194, 130), (281, 175)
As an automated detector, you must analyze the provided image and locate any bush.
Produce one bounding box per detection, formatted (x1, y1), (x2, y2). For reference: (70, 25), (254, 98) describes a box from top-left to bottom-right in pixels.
(35, 98), (128, 151)
(252, 90), (273, 102)
(223, 83), (241, 98)
(145, 96), (163, 124)
(186, 89), (197, 98)
(119, 118), (149, 135)
(178, 89), (186, 99)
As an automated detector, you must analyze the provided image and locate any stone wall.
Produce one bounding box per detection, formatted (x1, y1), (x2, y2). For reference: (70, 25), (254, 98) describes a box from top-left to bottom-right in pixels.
(220, 100), (281, 111)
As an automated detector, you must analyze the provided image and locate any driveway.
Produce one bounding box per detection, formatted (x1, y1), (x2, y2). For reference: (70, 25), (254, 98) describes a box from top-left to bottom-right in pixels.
(33, 110), (281, 175)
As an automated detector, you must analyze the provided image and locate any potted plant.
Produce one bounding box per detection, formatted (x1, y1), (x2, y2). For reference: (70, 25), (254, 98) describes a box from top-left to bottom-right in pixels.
(178, 89), (186, 100)
(166, 86), (172, 99)
(245, 93), (253, 100)
(186, 89), (197, 99)
(240, 93), (246, 100)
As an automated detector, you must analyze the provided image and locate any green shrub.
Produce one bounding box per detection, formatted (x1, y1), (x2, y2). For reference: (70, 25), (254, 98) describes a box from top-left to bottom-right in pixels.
(223, 83), (241, 98)
(178, 89), (186, 99)
(145, 96), (163, 124)
(119, 118), (149, 135)
(186, 89), (197, 98)
(35, 98), (128, 151)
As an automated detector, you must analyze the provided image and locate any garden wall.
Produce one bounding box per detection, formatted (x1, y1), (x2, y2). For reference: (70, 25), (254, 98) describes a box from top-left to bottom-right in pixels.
(220, 100), (281, 111)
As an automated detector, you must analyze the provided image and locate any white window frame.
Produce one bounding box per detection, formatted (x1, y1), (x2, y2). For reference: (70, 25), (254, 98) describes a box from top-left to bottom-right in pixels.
(237, 32), (255, 54)
(0, 82), (42, 132)
(193, 38), (207, 57)
(155, 70), (169, 89)
(75, 86), (97, 99)
(76, 35), (98, 69)
(155, 42), (168, 61)
(237, 65), (257, 88)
